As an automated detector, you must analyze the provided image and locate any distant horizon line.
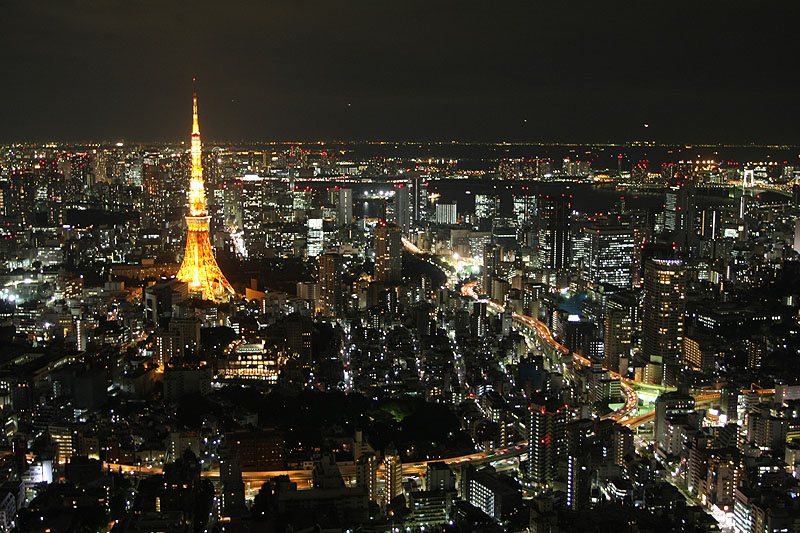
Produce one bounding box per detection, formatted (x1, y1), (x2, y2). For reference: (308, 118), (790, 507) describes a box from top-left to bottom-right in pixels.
(2, 139), (799, 150)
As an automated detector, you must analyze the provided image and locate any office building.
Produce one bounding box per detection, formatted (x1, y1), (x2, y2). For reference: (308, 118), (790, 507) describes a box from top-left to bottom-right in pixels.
(436, 202), (457, 226)
(338, 187), (353, 226)
(642, 259), (686, 385)
(583, 224), (636, 288)
(474, 194), (499, 220)
(318, 253), (342, 318)
(537, 194), (571, 270)
(374, 224), (402, 284)
(395, 184), (411, 232)
(527, 400), (566, 487)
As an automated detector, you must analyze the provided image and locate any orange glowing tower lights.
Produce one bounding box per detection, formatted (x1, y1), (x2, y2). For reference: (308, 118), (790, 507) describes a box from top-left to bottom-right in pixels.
(176, 79), (235, 301)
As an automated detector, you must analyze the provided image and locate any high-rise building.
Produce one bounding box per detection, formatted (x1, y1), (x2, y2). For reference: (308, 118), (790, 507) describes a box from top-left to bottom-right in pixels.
(318, 253), (342, 318)
(383, 444), (403, 509)
(664, 183), (698, 255)
(241, 174), (265, 257)
(472, 301), (488, 338)
(604, 294), (633, 375)
(374, 224), (402, 284)
(512, 193), (537, 228)
(356, 452), (378, 503)
(395, 184), (411, 233)
(222, 177), (244, 228)
(409, 174), (427, 225)
(154, 329), (180, 370)
(527, 399), (566, 488)
(583, 224), (636, 288)
(474, 194), (499, 220)
(307, 218), (323, 257)
(435, 202), (457, 226)
(642, 259), (686, 384)
(745, 339), (764, 370)
(537, 194), (571, 270)
(565, 452), (591, 510)
(76, 319), (87, 353)
(664, 188), (678, 232)
(482, 243), (501, 295)
(654, 392), (695, 458)
(175, 81), (235, 301)
(338, 188), (353, 226)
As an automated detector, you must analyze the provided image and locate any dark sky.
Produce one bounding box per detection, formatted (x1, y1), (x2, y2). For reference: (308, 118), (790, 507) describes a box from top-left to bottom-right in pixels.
(1, 0), (798, 143)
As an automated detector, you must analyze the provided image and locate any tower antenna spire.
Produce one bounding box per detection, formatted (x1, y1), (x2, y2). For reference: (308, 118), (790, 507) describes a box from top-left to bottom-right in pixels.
(177, 77), (234, 301)
(192, 77), (199, 135)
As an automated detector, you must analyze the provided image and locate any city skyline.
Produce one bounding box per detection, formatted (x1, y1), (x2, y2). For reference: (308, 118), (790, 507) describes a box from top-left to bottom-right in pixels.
(2, 3), (800, 532)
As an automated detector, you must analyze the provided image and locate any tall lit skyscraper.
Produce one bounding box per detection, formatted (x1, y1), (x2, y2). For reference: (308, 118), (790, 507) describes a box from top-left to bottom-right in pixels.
(394, 184), (411, 233)
(374, 224), (402, 284)
(527, 399), (566, 487)
(318, 253), (342, 318)
(537, 194), (571, 270)
(241, 174), (265, 257)
(435, 202), (457, 226)
(474, 194), (499, 220)
(409, 173), (427, 225)
(512, 193), (537, 228)
(338, 188), (353, 226)
(642, 259), (686, 385)
(583, 224), (635, 288)
(176, 80), (235, 301)
(307, 218), (323, 257)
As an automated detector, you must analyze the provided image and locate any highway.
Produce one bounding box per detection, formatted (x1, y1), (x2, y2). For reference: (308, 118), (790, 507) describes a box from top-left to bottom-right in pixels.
(106, 444), (530, 489)
(458, 280), (641, 422)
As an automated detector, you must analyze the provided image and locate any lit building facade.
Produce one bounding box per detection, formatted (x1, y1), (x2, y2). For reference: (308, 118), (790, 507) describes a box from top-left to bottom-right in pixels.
(642, 259), (686, 384)
(374, 224), (402, 284)
(583, 224), (635, 288)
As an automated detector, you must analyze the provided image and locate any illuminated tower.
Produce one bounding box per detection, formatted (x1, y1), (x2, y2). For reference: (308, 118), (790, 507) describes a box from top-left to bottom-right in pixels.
(176, 80), (235, 301)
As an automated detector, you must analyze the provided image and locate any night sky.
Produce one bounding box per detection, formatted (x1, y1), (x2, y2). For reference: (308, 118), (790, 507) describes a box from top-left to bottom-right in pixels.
(1, 1), (798, 143)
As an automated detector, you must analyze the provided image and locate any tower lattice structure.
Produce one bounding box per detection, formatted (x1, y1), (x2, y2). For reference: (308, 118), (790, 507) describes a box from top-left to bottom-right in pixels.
(176, 80), (235, 301)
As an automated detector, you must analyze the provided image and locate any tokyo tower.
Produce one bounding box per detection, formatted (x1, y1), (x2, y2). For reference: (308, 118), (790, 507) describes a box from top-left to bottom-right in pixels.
(175, 79), (235, 301)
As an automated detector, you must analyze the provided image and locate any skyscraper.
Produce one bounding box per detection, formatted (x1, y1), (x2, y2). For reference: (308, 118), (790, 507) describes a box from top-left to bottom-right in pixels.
(374, 224), (402, 284)
(435, 202), (457, 226)
(482, 242), (501, 295)
(642, 259), (686, 385)
(527, 399), (566, 488)
(176, 80), (235, 301)
(338, 188), (353, 226)
(409, 173), (427, 225)
(474, 194), (499, 220)
(537, 194), (571, 270)
(318, 253), (342, 318)
(512, 193), (537, 228)
(583, 224), (636, 288)
(395, 184), (411, 233)
(241, 174), (264, 257)
(604, 293), (634, 375)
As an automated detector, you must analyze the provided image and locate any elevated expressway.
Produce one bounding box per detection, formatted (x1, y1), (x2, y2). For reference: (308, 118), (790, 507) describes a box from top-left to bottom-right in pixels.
(459, 280), (643, 423)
